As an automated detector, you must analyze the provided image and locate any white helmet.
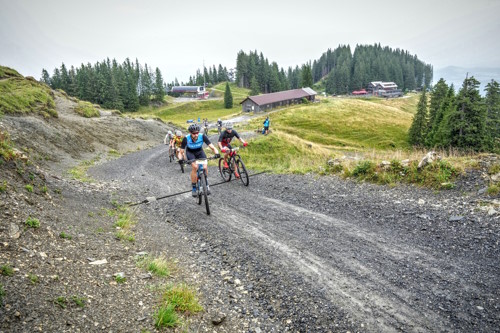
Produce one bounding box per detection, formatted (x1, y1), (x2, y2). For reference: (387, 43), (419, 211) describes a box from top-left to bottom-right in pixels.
(175, 130), (182, 136)
(225, 122), (233, 130)
(167, 130), (173, 135)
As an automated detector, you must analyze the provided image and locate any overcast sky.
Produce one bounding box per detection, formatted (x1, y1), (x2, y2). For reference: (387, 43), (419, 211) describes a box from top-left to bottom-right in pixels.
(1, 0), (499, 84)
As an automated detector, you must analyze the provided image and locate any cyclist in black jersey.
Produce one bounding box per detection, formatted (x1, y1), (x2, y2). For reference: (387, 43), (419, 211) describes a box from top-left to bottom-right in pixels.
(217, 122), (247, 178)
(180, 123), (219, 197)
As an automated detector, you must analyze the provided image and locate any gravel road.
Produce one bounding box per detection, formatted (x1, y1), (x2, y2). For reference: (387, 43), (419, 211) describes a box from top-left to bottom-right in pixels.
(89, 143), (500, 332)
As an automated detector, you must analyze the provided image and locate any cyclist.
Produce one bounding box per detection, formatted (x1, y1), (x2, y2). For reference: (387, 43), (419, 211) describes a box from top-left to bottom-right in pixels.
(164, 130), (173, 145)
(180, 123), (220, 197)
(217, 118), (223, 135)
(170, 130), (184, 163)
(218, 122), (247, 178)
(203, 118), (209, 134)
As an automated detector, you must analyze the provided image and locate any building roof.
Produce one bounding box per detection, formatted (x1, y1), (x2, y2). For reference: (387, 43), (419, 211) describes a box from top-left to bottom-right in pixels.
(240, 88), (317, 106)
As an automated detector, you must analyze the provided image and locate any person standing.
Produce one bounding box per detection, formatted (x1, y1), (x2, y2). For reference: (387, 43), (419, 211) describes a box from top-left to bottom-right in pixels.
(263, 116), (270, 135)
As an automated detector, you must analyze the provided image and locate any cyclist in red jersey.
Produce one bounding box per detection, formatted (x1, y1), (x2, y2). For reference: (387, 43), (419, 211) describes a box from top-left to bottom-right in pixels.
(217, 122), (247, 178)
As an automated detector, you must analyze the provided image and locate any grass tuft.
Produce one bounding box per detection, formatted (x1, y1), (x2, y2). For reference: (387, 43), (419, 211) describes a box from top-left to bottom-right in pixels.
(136, 255), (173, 277)
(161, 283), (203, 313)
(25, 216), (40, 228)
(154, 303), (179, 328)
(74, 101), (100, 118)
(1, 264), (14, 276)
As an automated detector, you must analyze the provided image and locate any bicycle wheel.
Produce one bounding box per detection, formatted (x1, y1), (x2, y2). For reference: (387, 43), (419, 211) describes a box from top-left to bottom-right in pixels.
(197, 179), (202, 205)
(200, 172), (210, 215)
(218, 158), (232, 182)
(236, 157), (249, 186)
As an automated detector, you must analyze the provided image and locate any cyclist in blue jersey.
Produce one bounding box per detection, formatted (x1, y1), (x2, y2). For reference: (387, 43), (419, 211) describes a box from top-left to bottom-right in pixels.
(180, 123), (220, 197)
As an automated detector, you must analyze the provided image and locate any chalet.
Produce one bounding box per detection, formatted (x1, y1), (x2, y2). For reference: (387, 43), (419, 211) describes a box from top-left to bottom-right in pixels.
(367, 81), (402, 97)
(240, 87), (317, 112)
(170, 86), (206, 97)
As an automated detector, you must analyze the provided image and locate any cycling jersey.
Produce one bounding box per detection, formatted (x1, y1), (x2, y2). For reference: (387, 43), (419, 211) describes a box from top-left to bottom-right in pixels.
(218, 130), (241, 147)
(181, 134), (211, 153)
(172, 135), (183, 147)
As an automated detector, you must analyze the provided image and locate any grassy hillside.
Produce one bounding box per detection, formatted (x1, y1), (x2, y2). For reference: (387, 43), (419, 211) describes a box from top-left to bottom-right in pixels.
(0, 65), (57, 117)
(238, 95), (419, 173)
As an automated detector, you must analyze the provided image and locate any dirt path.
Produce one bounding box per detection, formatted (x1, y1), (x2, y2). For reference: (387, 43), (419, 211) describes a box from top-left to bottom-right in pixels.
(89, 144), (500, 332)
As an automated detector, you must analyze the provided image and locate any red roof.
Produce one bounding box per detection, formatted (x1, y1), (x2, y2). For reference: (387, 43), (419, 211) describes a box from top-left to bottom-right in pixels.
(352, 89), (367, 95)
(240, 88), (316, 106)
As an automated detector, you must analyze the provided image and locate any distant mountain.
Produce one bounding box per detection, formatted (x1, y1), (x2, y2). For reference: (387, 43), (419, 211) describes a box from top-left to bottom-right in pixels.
(433, 66), (500, 95)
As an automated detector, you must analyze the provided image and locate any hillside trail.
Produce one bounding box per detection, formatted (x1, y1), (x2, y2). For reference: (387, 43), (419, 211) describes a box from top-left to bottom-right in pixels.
(2, 91), (499, 332)
(88, 142), (500, 332)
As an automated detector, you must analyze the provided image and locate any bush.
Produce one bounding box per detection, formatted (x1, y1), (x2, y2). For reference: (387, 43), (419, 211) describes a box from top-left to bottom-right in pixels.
(352, 160), (376, 177)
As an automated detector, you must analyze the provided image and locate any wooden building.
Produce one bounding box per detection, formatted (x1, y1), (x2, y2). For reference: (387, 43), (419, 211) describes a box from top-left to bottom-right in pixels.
(240, 88), (317, 112)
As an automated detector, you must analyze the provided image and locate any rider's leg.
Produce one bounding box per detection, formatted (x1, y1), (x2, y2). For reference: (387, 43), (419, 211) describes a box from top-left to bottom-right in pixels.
(191, 164), (198, 197)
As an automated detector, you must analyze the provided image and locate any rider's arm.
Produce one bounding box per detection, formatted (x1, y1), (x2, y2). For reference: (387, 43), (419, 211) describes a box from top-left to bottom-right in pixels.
(208, 143), (219, 155)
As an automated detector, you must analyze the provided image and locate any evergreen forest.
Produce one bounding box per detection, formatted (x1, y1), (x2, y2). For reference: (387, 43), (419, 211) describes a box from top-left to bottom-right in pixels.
(409, 77), (500, 152)
(41, 58), (166, 112)
(235, 43), (433, 95)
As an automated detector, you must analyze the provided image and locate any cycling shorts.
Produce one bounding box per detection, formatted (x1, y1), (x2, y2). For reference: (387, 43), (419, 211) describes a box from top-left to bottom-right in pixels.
(186, 149), (207, 161)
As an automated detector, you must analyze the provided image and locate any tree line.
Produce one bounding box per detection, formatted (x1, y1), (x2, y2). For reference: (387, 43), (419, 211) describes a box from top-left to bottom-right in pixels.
(409, 77), (500, 152)
(184, 64), (230, 87)
(41, 58), (166, 112)
(235, 50), (312, 95)
(316, 44), (433, 95)
(235, 44), (432, 95)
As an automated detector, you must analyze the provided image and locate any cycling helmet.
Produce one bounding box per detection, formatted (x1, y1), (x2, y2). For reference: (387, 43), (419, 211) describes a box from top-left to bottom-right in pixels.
(225, 122), (233, 130)
(175, 130), (182, 136)
(168, 130), (173, 135)
(188, 123), (200, 133)
(218, 118), (221, 121)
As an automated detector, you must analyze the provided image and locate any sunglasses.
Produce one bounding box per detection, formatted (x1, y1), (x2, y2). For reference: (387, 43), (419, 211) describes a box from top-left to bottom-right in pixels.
(191, 132), (199, 135)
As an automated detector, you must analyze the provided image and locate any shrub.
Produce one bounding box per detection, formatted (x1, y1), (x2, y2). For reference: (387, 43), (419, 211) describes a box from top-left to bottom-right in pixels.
(352, 160), (376, 178)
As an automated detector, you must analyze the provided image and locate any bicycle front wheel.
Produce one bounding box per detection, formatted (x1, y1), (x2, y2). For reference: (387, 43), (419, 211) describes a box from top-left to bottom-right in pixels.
(218, 158), (232, 182)
(200, 173), (210, 215)
(236, 157), (249, 186)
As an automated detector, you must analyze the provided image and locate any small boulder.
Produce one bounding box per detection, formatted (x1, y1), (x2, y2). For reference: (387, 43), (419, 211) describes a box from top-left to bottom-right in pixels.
(418, 151), (441, 169)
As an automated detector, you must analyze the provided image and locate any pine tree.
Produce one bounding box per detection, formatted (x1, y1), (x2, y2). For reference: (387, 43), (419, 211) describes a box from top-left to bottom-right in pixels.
(153, 67), (165, 102)
(448, 76), (486, 150)
(484, 79), (500, 151)
(301, 63), (313, 88)
(224, 82), (233, 109)
(408, 90), (428, 146)
(250, 76), (260, 95)
(427, 85), (454, 147)
(41, 69), (51, 85)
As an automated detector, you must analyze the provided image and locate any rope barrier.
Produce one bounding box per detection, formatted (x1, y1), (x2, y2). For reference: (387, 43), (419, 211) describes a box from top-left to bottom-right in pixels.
(128, 171), (266, 207)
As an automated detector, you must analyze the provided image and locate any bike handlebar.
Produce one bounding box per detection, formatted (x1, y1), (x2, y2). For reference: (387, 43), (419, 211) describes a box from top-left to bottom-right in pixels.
(183, 155), (219, 165)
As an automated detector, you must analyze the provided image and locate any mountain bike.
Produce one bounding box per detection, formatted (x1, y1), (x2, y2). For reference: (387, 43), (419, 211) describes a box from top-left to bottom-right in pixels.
(218, 147), (249, 186)
(185, 156), (217, 215)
